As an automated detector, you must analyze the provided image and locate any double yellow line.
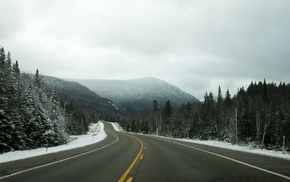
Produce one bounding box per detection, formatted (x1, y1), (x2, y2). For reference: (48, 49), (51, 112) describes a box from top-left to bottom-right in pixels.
(118, 135), (144, 182)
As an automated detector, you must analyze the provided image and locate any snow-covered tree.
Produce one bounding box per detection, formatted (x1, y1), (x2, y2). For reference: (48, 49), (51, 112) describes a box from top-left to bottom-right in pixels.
(0, 46), (69, 153)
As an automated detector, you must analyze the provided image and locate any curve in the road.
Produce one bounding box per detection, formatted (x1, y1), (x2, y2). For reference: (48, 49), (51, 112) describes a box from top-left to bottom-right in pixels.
(0, 129), (119, 180)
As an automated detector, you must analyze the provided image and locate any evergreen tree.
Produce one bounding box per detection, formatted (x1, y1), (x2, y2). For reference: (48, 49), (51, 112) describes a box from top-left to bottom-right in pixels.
(185, 102), (192, 120)
(152, 99), (158, 112)
(225, 89), (232, 108)
(221, 89), (234, 141)
(34, 69), (42, 89)
(199, 92), (217, 139)
(152, 99), (159, 133)
(262, 79), (269, 103)
(162, 100), (172, 134)
(47, 91), (68, 144)
(0, 46), (70, 153)
(0, 48), (15, 152)
(0, 47), (5, 64)
(162, 100), (172, 123)
(216, 86), (224, 137)
(131, 119), (137, 132)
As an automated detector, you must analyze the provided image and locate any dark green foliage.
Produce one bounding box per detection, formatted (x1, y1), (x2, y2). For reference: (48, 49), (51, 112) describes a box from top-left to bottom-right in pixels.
(196, 81), (290, 149)
(63, 101), (89, 135)
(43, 76), (121, 122)
(124, 79), (290, 151)
(162, 100), (172, 124)
(152, 99), (158, 112)
(130, 119), (137, 132)
(198, 92), (218, 139)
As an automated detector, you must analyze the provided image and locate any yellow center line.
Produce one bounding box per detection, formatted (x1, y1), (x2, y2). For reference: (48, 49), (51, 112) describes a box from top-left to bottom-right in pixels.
(118, 135), (144, 182)
(126, 177), (134, 182)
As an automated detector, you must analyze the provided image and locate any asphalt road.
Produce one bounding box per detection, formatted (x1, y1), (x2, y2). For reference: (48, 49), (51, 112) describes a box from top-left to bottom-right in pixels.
(1, 122), (290, 182)
(0, 122), (140, 182)
(129, 134), (290, 182)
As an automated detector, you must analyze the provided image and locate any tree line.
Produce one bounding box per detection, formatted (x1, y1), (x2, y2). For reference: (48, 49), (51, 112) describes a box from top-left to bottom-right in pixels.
(119, 80), (290, 150)
(0, 46), (90, 153)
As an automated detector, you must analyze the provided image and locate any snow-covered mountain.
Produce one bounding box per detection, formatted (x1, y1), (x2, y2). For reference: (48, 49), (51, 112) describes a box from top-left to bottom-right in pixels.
(74, 77), (199, 115)
(43, 76), (121, 120)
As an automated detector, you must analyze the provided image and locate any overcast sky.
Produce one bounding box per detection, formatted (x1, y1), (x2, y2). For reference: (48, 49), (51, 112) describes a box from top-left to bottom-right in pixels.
(1, 0), (290, 100)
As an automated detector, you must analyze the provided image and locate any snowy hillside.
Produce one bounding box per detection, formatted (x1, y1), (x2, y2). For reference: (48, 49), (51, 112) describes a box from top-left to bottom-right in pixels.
(74, 77), (199, 115)
(43, 76), (121, 120)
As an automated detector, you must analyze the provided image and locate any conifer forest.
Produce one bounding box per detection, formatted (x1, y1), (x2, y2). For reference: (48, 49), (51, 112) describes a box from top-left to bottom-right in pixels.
(121, 80), (290, 150)
(0, 46), (90, 153)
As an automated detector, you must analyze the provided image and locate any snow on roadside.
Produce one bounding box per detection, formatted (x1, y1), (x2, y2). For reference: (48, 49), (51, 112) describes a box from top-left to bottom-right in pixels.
(0, 122), (107, 163)
(172, 138), (290, 161)
(114, 123), (290, 161)
(110, 122), (123, 131)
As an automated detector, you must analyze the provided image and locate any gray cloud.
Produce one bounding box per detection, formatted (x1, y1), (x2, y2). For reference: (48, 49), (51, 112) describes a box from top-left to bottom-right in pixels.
(1, 0), (290, 100)
(0, 1), (25, 40)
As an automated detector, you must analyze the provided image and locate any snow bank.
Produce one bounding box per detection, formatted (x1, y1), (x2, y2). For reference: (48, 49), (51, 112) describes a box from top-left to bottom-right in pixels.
(110, 122), (123, 131)
(0, 122), (107, 163)
(174, 138), (290, 161)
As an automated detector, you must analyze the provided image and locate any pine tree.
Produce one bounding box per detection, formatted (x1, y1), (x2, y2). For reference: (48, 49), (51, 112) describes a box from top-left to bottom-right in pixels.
(216, 86), (224, 137)
(162, 100), (172, 134)
(162, 100), (172, 124)
(47, 91), (68, 145)
(0, 48), (14, 152)
(225, 89), (232, 108)
(34, 69), (42, 89)
(223, 89), (234, 139)
(199, 92), (217, 139)
(152, 99), (158, 112)
(152, 99), (159, 133)
(262, 79), (269, 103)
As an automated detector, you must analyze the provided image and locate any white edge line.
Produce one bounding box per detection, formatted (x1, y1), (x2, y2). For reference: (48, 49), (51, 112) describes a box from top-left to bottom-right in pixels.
(157, 137), (290, 181)
(0, 131), (119, 180)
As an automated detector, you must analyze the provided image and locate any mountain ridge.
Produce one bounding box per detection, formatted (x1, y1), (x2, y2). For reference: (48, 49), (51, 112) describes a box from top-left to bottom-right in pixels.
(73, 77), (199, 115)
(43, 76), (121, 120)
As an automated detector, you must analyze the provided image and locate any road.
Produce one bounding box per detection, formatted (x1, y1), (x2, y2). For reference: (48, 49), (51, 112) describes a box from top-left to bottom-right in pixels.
(0, 122), (289, 182)
(131, 134), (290, 181)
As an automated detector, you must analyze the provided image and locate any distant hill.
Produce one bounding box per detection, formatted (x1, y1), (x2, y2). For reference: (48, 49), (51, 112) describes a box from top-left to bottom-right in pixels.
(43, 76), (121, 121)
(73, 77), (199, 115)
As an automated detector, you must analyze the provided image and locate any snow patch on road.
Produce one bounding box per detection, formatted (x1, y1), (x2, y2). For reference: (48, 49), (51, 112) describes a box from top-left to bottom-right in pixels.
(0, 122), (107, 163)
